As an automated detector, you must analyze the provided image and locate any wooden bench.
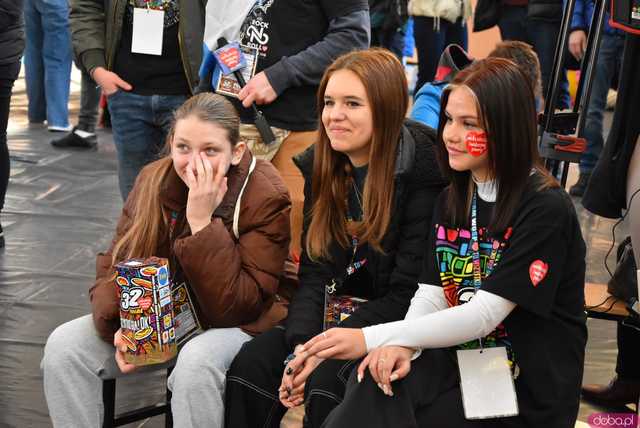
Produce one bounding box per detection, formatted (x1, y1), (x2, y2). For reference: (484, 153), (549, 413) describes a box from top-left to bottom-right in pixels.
(585, 282), (630, 321)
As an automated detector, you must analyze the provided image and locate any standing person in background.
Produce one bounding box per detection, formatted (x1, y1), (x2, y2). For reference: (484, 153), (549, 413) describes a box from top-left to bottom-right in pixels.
(200, 0), (370, 255)
(582, 33), (640, 409)
(69, 0), (207, 200)
(566, 0), (625, 197)
(50, 65), (101, 150)
(0, 0), (25, 248)
(369, 0), (408, 60)
(496, 0), (571, 109)
(23, 0), (72, 132)
(409, 0), (471, 95)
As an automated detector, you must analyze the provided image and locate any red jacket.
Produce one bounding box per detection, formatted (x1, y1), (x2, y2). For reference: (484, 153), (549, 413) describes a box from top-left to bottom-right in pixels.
(90, 150), (292, 341)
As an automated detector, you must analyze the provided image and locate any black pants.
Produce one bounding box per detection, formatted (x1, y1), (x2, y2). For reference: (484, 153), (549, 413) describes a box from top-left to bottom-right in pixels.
(412, 16), (467, 94)
(225, 327), (359, 428)
(0, 61), (21, 212)
(617, 321), (640, 380)
(322, 349), (525, 428)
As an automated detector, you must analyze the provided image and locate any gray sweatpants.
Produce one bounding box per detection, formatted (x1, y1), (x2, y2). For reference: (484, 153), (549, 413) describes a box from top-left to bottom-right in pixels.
(41, 314), (251, 428)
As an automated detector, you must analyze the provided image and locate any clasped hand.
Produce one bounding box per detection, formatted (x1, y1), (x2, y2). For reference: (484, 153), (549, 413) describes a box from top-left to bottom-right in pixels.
(278, 328), (366, 407)
(186, 152), (228, 234)
(280, 328), (415, 399)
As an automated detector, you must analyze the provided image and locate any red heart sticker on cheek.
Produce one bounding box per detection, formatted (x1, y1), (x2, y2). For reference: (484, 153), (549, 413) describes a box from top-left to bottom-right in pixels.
(465, 131), (488, 157)
(529, 260), (548, 287)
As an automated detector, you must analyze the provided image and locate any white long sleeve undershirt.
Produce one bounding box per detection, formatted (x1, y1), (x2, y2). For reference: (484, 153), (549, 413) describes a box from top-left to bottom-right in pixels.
(362, 284), (516, 352)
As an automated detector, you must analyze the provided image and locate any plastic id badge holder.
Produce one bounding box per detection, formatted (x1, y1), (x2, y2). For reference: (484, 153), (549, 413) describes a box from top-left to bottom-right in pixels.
(457, 347), (519, 419)
(132, 8), (164, 55)
(171, 282), (203, 346)
(323, 282), (367, 331)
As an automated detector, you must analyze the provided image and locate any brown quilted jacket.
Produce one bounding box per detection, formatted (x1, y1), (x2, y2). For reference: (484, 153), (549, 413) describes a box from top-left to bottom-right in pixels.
(90, 150), (292, 342)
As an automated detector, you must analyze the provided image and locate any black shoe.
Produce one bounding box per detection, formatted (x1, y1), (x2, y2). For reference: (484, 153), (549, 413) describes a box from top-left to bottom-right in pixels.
(582, 376), (640, 409)
(50, 127), (97, 149)
(569, 172), (591, 197)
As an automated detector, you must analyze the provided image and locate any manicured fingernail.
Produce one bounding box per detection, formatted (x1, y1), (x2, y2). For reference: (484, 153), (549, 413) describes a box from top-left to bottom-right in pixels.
(383, 385), (390, 396)
(357, 373), (363, 383)
(390, 374), (398, 382)
(377, 383), (383, 391)
(286, 367), (293, 375)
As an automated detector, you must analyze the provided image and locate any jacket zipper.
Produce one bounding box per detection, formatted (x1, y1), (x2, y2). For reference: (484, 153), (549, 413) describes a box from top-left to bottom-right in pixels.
(107, 0), (122, 70)
(177, 0), (194, 94)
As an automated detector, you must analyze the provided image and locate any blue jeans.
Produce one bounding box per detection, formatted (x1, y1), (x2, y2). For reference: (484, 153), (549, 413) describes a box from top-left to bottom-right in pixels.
(412, 16), (468, 94)
(23, 0), (72, 128)
(580, 32), (625, 174)
(107, 91), (187, 200)
(498, 5), (571, 110)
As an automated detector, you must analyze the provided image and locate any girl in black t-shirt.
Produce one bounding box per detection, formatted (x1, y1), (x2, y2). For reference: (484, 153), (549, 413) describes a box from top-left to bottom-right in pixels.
(298, 58), (588, 428)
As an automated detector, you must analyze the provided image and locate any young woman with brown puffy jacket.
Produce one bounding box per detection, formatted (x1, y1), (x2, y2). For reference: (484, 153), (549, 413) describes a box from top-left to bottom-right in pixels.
(41, 93), (292, 428)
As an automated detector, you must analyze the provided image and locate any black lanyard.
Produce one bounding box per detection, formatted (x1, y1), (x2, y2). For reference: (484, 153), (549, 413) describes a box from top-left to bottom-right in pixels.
(470, 190), (499, 349)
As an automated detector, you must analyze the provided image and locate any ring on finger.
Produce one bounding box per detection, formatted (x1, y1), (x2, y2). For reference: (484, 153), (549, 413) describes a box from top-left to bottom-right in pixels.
(379, 358), (386, 363)
(322, 332), (327, 339)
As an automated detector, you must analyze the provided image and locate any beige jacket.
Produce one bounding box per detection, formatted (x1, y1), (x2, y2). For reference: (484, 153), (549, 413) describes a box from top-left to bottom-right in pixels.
(408, 0), (472, 24)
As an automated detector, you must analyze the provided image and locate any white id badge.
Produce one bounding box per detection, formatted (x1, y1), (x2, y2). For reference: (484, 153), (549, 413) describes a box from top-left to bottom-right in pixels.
(132, 8), (164, 55)
(456, 347), (519, 419)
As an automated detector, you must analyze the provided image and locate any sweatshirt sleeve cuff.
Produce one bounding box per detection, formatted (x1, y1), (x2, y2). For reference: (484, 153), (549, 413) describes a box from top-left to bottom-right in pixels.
(362, 325), (378, 352)
(81, 49), (107, 76)
(263, 60), (292, 97)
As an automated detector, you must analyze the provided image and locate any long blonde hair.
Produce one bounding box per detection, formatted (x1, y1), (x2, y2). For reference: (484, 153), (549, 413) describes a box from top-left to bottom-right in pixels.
(110, 93), (240, 264)
(306, 49), (409, 260)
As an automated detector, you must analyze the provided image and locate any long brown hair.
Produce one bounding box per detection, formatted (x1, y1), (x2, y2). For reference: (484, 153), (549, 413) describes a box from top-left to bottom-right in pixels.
(435, 58), (557, 233)
(111, 93), (240, 264)
(306, 48), (409, 260)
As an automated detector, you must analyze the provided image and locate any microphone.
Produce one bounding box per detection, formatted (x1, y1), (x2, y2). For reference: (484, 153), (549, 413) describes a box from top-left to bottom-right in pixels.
(215, 37), (276, 145)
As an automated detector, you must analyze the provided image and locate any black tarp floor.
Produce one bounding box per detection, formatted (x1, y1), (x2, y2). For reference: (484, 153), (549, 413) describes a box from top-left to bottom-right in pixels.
(0, 74), (634, 427)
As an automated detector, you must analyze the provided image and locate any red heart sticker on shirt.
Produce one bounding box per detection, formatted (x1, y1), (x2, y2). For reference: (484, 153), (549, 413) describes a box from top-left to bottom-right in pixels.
(138, 296), (153, 310)
(529, 260), (548, 287)
(465, 131), (488, 157)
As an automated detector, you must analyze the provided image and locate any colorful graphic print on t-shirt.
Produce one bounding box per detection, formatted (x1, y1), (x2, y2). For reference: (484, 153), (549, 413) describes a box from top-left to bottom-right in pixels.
(434, 224), (517, 366)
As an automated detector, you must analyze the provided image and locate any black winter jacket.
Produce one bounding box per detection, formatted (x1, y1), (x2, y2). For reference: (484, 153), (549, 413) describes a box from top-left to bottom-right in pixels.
(527, 0), (563, 22)
(285, 119), (448, 349)
(0, 0), (25, 65)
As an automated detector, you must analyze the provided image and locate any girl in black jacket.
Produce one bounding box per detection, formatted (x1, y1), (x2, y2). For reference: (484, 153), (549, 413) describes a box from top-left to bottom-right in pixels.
(224, 49), (446, 428)
(0, 0), (24, 247)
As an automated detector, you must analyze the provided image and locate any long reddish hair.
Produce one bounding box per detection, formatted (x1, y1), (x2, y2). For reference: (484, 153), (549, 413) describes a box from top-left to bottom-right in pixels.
(306, 48), (409, 260)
